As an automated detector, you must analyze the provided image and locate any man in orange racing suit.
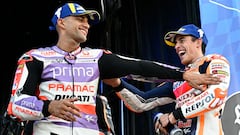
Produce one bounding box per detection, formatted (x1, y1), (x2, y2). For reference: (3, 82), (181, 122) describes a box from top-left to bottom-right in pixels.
(113, 24), (230, 135)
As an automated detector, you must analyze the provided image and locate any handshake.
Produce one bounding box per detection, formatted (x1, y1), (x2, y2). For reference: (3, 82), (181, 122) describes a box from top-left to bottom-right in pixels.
(154, 113), (183, 135)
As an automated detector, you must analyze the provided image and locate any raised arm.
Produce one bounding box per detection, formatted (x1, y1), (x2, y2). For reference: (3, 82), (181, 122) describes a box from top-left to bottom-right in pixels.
(99, 53), (221, 90)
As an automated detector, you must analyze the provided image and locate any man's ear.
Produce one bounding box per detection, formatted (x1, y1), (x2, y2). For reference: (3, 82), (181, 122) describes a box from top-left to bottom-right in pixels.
(196, 38), (203, 48)
(56, 18), (64, 29)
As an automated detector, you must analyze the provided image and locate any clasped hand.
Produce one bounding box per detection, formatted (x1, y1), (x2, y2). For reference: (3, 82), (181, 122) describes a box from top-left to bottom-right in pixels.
(155, 113), (176, 135)
(48, 98), (81, 121)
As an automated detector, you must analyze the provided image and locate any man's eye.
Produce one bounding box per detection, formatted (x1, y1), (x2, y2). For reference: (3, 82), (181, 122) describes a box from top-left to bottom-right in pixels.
(179, 39), (185, 43)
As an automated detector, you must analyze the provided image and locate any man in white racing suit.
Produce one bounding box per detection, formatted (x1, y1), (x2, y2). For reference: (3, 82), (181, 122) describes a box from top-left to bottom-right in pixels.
(6, 3), (221, 135)
(113, 24), (230, 135)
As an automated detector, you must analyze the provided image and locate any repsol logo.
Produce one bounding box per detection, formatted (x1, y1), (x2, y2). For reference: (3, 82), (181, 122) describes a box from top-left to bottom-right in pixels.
(185, 93), (214, 113)
(55, 94), (90, 102)
(50, 66), (94, 79)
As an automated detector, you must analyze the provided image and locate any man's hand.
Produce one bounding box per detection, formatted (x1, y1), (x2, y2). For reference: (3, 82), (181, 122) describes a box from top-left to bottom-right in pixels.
(154, 113), (170, 135)
(155, 116), (168, 135)
(155, 113), (178, 135)
(48, 98), (81, 121)
(183, 71), (221, 90)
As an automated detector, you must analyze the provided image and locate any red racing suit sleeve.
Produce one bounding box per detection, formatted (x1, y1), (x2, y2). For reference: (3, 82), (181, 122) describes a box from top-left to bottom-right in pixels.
(173, 54), (230, 120)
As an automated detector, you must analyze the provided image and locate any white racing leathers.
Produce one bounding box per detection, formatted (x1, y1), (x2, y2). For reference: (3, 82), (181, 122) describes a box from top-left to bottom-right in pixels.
(117, 54), (230, 135)
(9, 46), (105, 135)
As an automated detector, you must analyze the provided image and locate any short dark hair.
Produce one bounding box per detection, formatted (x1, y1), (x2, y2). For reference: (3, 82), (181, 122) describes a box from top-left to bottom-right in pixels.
(191, 36), (206, 54)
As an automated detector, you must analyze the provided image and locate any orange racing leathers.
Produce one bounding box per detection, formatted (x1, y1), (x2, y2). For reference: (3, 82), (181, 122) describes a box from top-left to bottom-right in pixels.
(116, 54), (230, 135)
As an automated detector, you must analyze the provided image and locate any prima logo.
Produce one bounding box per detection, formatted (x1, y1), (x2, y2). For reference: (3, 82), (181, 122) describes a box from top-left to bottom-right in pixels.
(50, 66), (94, 79)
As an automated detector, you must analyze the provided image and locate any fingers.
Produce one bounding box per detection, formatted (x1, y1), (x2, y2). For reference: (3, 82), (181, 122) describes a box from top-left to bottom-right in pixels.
(155, 124), (168, 135)
(62, 98), (81, 119)
(154, 113), (170, 135)
(159, 113), (170, 127)
(202, 74), (222, 84)
(60, 112), (77, 121)
(187, 74), (222, 91)
(155, 119), (168, 135)
(161, 128), (168, 135)
(188, 82), (203, 91)
(64, 98), (81, 112)
(49, 98), (81, 121)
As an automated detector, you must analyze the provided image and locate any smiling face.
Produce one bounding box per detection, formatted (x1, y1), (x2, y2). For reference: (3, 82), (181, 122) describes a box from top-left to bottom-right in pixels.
(55, 15), (91, 52)
(174, 35), (204, 66)
(62, 15), (90, 43)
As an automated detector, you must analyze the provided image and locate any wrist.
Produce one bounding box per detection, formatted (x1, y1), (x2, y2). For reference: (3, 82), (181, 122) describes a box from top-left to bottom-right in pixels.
(172, 108), (187, 122)
(183, 71), (189, 81)
(42, 100), (51, 117)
